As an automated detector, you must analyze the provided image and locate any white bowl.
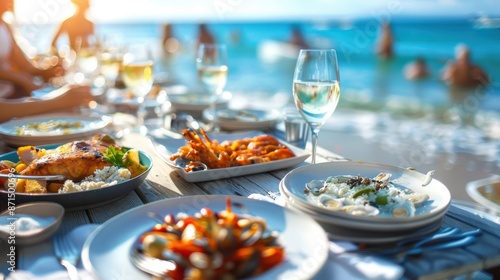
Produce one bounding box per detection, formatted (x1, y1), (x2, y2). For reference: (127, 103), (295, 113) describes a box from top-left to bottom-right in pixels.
(0, 202), (64, 246)
(466, 175), (500, 215)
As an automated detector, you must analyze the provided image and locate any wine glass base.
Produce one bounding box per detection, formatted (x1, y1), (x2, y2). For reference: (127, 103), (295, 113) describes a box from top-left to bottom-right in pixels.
(132, 125), (148, 135)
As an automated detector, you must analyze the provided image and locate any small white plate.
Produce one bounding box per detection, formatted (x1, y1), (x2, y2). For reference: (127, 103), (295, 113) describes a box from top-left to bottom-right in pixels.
(149, 130), (309, 182)
(82, 195), (329, 280)
(0, 113), (112, 146)
(203, 108), (280, 131)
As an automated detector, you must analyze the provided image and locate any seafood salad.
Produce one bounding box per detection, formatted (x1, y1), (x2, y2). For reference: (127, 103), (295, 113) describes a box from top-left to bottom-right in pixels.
(133, 197), (285, 279)
(304, 173), (430, 217)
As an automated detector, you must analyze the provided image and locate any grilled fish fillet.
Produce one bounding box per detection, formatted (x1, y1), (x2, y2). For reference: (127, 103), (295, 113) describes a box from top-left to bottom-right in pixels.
(20, 136), (114, 181)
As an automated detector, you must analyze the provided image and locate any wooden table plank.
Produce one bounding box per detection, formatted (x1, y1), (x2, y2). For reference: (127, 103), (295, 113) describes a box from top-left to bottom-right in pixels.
(86, 190), (145, 224)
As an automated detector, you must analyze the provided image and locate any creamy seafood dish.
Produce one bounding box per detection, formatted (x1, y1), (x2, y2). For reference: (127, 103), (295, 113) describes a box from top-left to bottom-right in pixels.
(304, 173), (430, 217)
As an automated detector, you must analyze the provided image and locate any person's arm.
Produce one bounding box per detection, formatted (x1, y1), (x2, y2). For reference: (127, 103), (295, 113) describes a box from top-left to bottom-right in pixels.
(0, 69), (40, 95)
(6, 23), (63, 82)
(0, 85), (93, 123)
(472, 65), (490, 86)
(440, 60), (455, 83)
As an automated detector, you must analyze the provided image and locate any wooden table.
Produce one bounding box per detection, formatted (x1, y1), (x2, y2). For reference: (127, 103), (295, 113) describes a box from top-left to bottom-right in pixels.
(1, 132), (499, 279)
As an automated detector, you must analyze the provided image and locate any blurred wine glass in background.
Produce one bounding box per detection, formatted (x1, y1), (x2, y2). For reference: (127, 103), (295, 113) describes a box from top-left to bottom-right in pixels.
(122, 44), (155, 134)
(196, 43), (228, 131)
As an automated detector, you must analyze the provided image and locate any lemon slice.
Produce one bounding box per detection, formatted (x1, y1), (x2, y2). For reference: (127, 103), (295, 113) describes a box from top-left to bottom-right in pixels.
(122, 149), (147, 178)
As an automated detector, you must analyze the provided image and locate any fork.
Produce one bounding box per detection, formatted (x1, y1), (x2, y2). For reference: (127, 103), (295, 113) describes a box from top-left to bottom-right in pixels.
(53, 234), (80, 280)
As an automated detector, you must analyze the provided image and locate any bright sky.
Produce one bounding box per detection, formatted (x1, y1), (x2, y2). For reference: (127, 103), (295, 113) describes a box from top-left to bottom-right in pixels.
(13, 0), (500, 24)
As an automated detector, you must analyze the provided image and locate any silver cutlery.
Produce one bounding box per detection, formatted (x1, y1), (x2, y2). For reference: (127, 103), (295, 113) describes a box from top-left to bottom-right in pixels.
(0, 173), (65, 180)
(53, 234), (80, 280)
(338, 228), (481, 263)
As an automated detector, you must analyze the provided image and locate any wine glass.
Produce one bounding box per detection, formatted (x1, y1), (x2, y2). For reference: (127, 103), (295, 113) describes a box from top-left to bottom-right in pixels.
(293, 49), (340, 164)
(99, 49), (123, 88)
(122, 44), (154, 134)
(196, 43), (228, 131)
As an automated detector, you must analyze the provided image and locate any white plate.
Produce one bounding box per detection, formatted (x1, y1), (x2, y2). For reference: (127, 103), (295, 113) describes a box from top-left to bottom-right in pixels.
(0, 113), (112, 146)
(466, 175), (500, 215)
(106, 88), (163, 107)
(168, 91), (231, 112)
(281, 161), (451, 223)
(279, 182), (446, 232)
(82, 195), (329, 280)
(149, 130), (310, 182)
(204, 108), (280, 131)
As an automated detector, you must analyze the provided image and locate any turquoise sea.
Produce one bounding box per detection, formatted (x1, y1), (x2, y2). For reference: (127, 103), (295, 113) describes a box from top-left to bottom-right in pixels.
(24, 17), (500, 115)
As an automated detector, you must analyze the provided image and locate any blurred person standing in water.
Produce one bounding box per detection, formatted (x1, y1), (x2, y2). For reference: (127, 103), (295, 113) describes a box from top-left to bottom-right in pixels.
(51, 0), (95, 51)
(441, 44), (489, 88)
(196, 23), (215, 49)
(404, 57), (430, 80)
(441, 44), (490, 126)
(0, 0), (63, 97)
(376, 22), (394, 60)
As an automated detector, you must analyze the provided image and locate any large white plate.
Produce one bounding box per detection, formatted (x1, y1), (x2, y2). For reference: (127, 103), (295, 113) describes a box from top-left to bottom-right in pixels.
(281, 161), (451, 223)
(203, 108), (280, 131)
(279, 182), (446, 232)
(82, 195), (329, 280)
(0, 143), (152, 211)
(149, 130), (310, 182)
(0, 113), (111, 146)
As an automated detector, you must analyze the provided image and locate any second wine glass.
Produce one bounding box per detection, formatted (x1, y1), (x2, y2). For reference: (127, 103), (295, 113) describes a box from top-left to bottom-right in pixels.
(122, 44), (154, 134)
(293, 49), (340, 164)
(196, 43), (228, 131)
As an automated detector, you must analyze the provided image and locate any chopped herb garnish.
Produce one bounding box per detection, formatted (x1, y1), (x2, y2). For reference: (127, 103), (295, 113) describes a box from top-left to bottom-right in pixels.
(103, 146), (129, 167)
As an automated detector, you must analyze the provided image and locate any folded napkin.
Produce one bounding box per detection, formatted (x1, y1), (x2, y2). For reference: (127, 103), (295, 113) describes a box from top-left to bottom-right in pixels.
(247, 193), (404, 280)
(6, 224), (99, 280)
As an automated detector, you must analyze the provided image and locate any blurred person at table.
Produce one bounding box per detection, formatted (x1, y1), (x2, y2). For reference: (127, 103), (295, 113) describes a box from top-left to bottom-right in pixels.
(441, 44), (489, 88)
(162, 23), (180, 56)
(404, 57), (430, 80)
(50, 0), (95, 51)
(376, 22), (394, 60)
(0, 0), (64, 97)
(0, 84), (93, 123)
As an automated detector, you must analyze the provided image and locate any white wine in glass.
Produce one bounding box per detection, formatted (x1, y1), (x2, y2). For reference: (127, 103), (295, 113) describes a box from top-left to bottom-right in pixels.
(293, 49), (340, 164)
(122, 45), (154, 134)
(196, 44), (228, 130)
(99, 52), (123, 86)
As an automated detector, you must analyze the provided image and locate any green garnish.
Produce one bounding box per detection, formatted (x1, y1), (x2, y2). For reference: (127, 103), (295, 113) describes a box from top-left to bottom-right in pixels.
(103, 146), (130, 167)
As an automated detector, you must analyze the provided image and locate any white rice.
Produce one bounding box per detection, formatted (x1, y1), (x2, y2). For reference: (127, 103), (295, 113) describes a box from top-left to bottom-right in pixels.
(59, 166), (131, 193)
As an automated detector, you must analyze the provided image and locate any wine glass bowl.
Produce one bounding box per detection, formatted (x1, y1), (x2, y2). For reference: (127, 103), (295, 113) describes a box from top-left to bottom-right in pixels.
(196, 44), (228, 129)
(122, 44), (155, 133)
(99, 51), (123, 87)
(293, 49), (340, 164)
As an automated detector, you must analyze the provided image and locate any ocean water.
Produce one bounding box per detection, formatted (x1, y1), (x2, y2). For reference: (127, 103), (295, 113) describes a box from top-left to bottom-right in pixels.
(24, 17), (500, 115)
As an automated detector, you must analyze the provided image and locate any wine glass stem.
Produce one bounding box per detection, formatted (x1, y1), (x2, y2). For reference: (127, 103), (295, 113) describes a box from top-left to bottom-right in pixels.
(137, 97), (146, 127)
(310, 128), (320, 164)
